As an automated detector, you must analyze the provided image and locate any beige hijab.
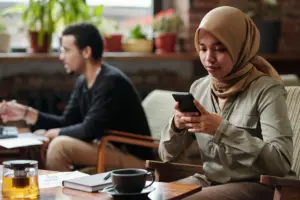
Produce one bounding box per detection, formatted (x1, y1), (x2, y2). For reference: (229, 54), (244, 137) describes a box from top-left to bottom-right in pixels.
(194, 6), (282, 98)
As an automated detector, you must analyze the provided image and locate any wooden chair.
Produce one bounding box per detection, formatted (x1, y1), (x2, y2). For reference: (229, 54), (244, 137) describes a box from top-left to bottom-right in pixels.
(145, 86), (300, 200)
(40, 89), (176, 172)
(96, 89), (186, 173)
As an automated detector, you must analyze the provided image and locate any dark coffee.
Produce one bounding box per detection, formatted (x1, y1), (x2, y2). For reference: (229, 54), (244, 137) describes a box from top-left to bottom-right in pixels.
(111, 168), (154, 193)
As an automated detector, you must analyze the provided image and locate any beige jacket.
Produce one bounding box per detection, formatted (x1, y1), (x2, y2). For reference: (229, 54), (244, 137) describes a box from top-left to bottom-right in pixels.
(159, 76), (293, 183)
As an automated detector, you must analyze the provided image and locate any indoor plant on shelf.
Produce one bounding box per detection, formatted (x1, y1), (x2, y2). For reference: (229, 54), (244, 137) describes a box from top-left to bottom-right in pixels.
(153, 8), (182, 53)
(123, 24), (152, 53)
(245, 0), (283, 53)
(99, 18), (123, 52)
(3, 0), (103, 53)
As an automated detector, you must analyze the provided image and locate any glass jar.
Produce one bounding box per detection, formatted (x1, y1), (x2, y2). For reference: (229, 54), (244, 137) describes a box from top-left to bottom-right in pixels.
(2, 160), (39, 199)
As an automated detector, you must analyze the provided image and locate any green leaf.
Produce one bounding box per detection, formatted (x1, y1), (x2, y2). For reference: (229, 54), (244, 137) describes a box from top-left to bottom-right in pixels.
(129, 24), (147, 39)
(93, 5), (104, 17)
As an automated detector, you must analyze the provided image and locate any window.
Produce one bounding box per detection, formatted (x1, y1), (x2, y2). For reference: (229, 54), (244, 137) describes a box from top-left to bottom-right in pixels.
(0, 0), (154, 51)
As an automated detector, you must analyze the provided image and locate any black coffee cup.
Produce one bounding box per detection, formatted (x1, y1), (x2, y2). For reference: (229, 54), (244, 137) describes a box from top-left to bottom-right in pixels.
(111, 168), (155, 193)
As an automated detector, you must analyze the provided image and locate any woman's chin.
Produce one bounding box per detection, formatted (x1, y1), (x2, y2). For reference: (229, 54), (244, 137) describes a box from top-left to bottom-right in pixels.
(208, 72), (222, 79)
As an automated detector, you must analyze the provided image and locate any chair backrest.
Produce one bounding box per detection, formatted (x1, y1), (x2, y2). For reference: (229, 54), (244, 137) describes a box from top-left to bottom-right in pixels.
(281, 74), (300, 86)
(286, 87), (300, 178)
(142, 89), (202, 164)
(142, 89), (176, 139)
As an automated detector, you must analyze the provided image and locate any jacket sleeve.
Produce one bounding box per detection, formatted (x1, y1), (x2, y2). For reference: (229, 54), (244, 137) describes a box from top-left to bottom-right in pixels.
(159, 79), (201, 162)
(159, 117), (196, 162)
(213, 85), (293, 176)
(33, 77), (82, 130)
(59, 78), (122, 141)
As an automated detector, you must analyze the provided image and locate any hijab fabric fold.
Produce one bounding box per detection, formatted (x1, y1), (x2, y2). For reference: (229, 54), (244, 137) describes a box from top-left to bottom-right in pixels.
(194, 6), (282, 98)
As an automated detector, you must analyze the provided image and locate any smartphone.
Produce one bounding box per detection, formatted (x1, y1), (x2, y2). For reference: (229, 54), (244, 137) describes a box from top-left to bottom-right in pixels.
(172, 92), (200, 113)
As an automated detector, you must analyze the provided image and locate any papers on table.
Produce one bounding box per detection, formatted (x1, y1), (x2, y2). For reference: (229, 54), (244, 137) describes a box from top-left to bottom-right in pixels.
(0, 138), (43, 149)
(38, 171), (89, 189)
(18, 133), (48, 142)
(0, 132), (48, 149)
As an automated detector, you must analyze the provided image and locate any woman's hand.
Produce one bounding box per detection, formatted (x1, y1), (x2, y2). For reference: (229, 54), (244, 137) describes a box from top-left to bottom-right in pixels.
(173, 102), (200, 130)
(181, 100), (224, 134)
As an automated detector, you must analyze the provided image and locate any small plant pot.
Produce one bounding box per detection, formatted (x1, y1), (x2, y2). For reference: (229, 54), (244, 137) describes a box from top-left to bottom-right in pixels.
(0, 32), (11, 53)
(123, 39), (153, 53)
(155, 33), (177, 53)
(28, 31), (50, 53)
(104, 34), (123, 52)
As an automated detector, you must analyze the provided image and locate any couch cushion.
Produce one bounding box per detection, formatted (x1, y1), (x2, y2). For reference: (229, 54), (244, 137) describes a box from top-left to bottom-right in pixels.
(286, 87), (300, 178)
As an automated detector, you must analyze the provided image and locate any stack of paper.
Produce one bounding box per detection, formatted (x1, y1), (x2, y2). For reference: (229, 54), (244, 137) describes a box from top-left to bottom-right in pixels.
(0, 132), (48, 149)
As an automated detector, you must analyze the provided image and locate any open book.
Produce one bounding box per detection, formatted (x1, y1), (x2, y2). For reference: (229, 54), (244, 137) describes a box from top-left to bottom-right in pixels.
(62, 172), (112, 192)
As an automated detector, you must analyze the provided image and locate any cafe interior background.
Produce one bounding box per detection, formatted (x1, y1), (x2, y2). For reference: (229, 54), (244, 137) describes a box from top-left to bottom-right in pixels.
(0, 0), (299, 117)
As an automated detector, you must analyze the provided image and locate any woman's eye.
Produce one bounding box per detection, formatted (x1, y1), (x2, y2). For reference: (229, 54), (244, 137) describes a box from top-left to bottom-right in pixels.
(199, 48), (206, 51)
(215, 48), (226, 52)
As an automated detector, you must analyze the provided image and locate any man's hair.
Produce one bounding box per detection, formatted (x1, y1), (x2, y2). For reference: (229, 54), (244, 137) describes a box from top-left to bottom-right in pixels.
(62, 22), (103, 61)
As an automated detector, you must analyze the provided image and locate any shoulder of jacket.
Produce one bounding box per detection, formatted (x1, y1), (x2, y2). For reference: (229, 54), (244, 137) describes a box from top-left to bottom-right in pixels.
(190, 76), (210, 93)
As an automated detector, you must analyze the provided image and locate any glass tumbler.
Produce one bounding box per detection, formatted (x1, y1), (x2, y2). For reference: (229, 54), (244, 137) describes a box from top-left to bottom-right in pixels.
(2, 160), (39, 199)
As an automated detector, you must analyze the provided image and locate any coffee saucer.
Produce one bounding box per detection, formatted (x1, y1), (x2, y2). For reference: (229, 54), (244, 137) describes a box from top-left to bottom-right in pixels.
(102, 186), (155, 200)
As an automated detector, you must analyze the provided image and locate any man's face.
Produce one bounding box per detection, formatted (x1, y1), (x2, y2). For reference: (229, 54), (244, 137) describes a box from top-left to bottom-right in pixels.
(59, 35), (85, 74)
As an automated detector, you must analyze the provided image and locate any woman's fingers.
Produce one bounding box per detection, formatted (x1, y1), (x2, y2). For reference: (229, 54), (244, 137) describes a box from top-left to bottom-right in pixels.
(174, 102), (179, 110)
(181, 115), (201, 123)
(193, 100), (208, 115)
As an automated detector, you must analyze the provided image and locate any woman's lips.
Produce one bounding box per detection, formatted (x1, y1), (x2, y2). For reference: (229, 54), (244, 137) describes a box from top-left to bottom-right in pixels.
(206, 66), (219, 72)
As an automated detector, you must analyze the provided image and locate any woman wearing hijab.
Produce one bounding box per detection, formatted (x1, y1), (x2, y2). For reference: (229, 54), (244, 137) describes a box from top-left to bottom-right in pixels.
(159, 6), (293, 200)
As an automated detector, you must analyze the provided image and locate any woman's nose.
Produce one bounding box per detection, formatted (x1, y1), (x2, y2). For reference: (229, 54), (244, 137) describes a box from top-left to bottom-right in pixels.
(206, 51), (216, 64)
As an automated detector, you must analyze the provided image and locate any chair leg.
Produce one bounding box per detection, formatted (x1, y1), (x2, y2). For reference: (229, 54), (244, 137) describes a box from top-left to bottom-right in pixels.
(96, 142), (107, 173)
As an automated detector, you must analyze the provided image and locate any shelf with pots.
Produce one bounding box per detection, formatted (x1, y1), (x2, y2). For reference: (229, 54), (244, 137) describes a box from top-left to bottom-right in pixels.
(2, 0), (104, 53)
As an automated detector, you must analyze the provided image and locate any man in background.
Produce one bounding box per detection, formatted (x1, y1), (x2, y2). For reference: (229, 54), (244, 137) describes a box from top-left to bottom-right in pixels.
(0, 23), (152, 171)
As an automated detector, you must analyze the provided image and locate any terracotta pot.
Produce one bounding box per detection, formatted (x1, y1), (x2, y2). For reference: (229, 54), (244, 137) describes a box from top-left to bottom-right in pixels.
(104, 34), (123, 52)
(28, 31), (50, 53)
(155, 33), (177, 53)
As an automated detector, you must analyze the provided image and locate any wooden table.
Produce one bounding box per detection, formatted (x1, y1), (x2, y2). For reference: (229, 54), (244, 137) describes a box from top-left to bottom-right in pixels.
(0, 168), (202, 200)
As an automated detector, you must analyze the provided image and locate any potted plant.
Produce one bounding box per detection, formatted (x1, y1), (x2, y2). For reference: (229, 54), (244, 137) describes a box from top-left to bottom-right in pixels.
(3, 0), (103, 53)
(0, 13), (11, 53)
(123, 24), (152, 53)
(245, 0), (283, 53)
(99, 18), (123, 52)
(153, 8), (182, 53)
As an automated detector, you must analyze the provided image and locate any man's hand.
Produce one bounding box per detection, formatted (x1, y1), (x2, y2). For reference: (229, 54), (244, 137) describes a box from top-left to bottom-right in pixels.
(181, 100), (224, 134)
(44, 128), (60, 140)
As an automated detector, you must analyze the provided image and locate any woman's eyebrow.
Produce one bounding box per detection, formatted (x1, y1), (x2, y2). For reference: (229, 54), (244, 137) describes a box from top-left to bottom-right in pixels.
(199, 42), (223, 46)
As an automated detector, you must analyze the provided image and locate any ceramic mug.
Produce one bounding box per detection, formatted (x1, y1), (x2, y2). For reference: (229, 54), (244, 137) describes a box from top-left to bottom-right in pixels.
(111, 168), (155, 193)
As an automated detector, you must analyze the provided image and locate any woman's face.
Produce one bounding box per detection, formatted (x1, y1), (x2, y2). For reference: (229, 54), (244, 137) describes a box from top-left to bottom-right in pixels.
(198, 30), (234, 80)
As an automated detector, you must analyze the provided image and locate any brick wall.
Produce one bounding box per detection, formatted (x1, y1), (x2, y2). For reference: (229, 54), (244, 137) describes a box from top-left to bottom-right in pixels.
(176, 0), (300, 53)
